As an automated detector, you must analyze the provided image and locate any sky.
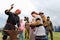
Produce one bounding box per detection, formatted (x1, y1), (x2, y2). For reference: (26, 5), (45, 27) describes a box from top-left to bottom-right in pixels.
(0, 0), (60, 28)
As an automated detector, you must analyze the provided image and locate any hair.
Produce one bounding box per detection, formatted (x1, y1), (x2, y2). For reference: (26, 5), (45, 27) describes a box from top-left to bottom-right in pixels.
(31, 11), (37, 15)
(47, 16), (50, 18)
(39, 12), (44, 15)
(24, 16), (26, 18)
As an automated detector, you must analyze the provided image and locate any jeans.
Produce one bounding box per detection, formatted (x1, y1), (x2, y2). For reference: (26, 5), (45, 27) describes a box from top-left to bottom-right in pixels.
(45, 35), (48, 40)
(45, 27), (48, 40)
(18, 31), (24, 40)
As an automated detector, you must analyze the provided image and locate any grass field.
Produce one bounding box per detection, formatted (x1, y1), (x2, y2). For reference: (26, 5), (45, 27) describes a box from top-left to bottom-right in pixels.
(48, 32), (60, 40)
(0, 32), (60, 40)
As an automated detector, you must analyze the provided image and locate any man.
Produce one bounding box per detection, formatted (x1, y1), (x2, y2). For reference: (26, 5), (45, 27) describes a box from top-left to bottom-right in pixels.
(24, 17), (30, 39)
(46, 16), (53, 40)
(39, 12), (47, 28)
(29, 11), (46, 40)
(39, 12), (48, 40)
(3, 4), (21, 40)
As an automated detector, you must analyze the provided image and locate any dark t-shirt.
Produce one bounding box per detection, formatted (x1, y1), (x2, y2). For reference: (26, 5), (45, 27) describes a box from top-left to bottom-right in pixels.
(5, 10), (20, 28)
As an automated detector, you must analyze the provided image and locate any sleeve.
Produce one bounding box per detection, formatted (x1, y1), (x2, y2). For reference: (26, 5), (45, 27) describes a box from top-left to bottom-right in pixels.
(36, 18), (41, 21)
(30, 17), (41, 27)
(50, 21), (53, 30)
(43, 16), (47, 22)
(17, 17), (20, 27)
(5, 9), (12, 15)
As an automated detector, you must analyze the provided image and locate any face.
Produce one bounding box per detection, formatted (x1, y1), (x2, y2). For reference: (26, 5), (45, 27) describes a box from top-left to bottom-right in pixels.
(31, 14), (36, 18)
(47, 18), (50, 21)
(39, 14), (43, 17)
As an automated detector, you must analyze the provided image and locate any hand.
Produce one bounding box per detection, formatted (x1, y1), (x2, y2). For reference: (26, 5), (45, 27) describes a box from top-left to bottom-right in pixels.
(28, 23), (31, 25)
(11, 4), (14, 9)
(11, 4), (14, 6)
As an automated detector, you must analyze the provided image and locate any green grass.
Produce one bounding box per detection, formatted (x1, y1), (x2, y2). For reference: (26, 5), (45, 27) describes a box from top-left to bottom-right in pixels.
(0, 32), (60, 40)
(48, 32), (60, 40)
(0, 32), (2, 40)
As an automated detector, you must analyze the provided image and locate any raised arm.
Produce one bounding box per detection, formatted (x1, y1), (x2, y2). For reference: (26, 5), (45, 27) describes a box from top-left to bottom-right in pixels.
(5, 4), (14, 15)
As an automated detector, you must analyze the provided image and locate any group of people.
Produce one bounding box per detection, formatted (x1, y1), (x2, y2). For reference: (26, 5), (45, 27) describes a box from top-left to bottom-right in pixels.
(29, 11), (53, 40)
(2, 4), (53, 40)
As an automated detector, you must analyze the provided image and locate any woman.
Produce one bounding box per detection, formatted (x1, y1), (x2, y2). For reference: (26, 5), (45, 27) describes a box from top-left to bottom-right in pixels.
(30, 18), (35, 40)
(18, 19), (24, 40)
(29, 11), (46, 40)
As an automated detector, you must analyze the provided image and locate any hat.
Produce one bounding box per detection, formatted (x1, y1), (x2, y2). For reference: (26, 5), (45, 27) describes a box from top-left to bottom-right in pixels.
(15, 9), (21, 13)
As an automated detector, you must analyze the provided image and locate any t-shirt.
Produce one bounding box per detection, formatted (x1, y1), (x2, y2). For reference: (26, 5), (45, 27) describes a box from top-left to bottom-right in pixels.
(34, 15), (46, 36)
(19, 22), (24, 31)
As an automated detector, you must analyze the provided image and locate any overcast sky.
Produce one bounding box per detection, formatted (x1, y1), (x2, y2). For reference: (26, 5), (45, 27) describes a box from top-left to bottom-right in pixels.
(0, 0), (60, 28)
